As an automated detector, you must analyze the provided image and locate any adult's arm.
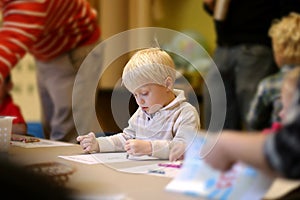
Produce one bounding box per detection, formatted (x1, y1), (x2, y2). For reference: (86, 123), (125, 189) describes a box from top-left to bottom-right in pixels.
(204, 131), (274, 176)
(0, 1), (47, 80)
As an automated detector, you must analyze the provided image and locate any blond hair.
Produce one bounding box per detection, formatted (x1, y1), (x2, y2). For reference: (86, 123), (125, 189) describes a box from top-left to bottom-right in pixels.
(269, 12), (300, 64)
(122, 48), (176, 93)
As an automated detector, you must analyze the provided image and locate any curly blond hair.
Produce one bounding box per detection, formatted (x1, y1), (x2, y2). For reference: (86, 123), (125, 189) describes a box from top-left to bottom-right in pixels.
(269, 12), (300, 65)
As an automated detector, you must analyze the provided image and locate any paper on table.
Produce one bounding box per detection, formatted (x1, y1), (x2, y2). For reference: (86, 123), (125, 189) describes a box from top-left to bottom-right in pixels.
(59, 154), (100, 164)
(11, 138), (75, 148)
(126, 154), (159, 161)
(59, 152), (159, 165)
(59, 153), (128, 164)
(118, 162), (182, 178)
(59, 152), (181, 178)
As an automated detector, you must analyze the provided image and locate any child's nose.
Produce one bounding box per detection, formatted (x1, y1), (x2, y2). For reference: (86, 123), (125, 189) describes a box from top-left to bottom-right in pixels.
(139, 98), (145, 105)
(136, 96), (145, 105)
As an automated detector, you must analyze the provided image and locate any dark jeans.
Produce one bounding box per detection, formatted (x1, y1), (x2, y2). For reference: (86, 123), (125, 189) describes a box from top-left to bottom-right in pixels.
(203, 44), (278, 130)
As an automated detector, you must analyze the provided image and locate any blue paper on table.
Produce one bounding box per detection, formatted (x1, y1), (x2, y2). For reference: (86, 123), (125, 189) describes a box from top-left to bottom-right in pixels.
(165, 136), (274, 200)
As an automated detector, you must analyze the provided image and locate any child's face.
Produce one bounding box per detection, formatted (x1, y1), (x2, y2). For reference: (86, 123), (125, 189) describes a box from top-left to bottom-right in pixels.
(272, 40), (285, 67)
(133, 83), (175, 114)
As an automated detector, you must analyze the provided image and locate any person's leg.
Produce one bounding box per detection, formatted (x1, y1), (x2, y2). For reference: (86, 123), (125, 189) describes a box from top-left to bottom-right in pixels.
(36, 64), (53, 140)
(36, 41), (103, 143)
(36, 55), (77, 143)
(234, 44), (278, 130)
(203, 46), (240, 130)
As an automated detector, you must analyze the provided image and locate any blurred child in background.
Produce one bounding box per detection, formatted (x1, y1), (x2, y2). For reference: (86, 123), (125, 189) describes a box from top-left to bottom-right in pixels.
(203, 66), (300, 179)
(202, 13), (300, 179)
(0, 74), (27, 135)
(247, 12), (300, 131)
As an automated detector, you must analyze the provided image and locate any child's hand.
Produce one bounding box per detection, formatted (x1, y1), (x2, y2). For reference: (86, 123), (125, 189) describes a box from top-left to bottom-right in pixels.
(124, 139), (152, 156)
(76, 132), (99, 153)
(169, 141), (186, 162)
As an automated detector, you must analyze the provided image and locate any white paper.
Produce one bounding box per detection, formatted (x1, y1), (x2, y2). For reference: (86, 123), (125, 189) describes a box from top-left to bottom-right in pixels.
(91, 152), (130, 163)
(118, 162), (181, 178)
(59, 152), (159, 165)
(59, 154), (100, 164)
(59, 152), (181, 178)
(11, 138), (75, 148)
(126, 154), (159, 161)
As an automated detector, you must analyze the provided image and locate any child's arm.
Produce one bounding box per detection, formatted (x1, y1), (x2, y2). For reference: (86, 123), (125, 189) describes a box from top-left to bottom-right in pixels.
(203, 131), (272, 174)
(129, 104), (200, 160)
(169, 141), (186, 161)
(77, 113), (138, 153)
(169, 105), (201, 161)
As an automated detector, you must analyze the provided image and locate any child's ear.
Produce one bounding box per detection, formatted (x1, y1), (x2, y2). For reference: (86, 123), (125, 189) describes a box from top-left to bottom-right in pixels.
(165, 76), (174, 90)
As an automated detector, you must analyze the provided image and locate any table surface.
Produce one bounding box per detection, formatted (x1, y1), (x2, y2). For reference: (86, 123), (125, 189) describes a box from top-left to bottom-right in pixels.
(8, 140), (199, 200)
(7, 136), (300, 200)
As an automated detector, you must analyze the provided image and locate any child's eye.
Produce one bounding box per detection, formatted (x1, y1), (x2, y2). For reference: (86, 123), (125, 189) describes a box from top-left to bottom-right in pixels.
(141, 92), (148, 96)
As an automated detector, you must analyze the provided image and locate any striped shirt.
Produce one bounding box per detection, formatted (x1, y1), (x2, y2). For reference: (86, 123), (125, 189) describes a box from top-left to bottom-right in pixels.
(0, 0), (100, 80)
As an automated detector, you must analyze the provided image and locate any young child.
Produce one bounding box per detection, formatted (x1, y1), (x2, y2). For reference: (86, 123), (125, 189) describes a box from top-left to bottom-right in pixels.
(247, 12), (300, 130)
(77, 47), (201, 161)
(0, 74), (27, 135)
(203, 66), (300, 178)
(202, 12), (300, 176)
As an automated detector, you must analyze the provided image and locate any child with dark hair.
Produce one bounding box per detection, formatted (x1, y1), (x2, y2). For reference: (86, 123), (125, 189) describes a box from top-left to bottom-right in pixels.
(0, 74), (27, 135)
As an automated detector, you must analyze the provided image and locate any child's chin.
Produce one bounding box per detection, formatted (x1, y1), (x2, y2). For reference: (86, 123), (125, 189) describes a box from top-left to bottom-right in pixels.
(148, 104), (162, 114)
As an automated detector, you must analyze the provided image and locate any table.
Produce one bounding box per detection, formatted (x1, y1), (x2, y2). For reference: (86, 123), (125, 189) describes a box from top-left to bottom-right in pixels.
(7, 137), (300, 200)
(7, 141), (198, 200)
